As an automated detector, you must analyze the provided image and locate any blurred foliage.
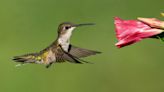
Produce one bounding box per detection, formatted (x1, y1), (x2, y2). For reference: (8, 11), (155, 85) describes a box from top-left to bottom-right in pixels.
(161, 13), (164, 17)
(153, 32), (164, 42)
(158, 32), (164, 42)
(0, 0), (164, 92)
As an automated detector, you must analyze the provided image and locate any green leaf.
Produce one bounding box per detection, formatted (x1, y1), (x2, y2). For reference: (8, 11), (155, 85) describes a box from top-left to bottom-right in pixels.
(151, 32), (164, 42)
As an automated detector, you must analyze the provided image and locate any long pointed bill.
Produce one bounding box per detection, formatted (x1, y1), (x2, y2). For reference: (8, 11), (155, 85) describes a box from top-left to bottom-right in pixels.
(74, 23), (95, 27)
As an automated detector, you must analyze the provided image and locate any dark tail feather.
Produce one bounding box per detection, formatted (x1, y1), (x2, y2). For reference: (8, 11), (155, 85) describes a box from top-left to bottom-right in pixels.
(13, 53), (38, 63)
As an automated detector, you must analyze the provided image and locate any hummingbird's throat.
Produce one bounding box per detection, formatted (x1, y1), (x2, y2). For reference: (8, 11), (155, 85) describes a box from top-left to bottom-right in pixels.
(58, 27), (75, 51)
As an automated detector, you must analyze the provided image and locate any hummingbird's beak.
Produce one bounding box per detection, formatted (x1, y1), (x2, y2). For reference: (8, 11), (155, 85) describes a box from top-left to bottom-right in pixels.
(74, 23), (95, 27)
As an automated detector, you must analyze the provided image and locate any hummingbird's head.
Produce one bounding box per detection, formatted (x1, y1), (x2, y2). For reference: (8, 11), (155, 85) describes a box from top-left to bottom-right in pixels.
(58, 22), (95, 36)
(57, 22), (95, 51)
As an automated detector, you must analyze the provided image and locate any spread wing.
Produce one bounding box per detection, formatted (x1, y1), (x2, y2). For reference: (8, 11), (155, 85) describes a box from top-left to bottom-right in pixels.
(55, 45), (83, 64)
(46, 45), (82, 68)
(68, 45), (101, 58)
(57, 44), (101, 64)
(46, 44), (101, 68)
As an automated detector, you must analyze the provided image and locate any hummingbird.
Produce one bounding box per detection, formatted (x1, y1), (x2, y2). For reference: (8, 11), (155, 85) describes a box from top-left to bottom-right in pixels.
(13, 22), (101, 68)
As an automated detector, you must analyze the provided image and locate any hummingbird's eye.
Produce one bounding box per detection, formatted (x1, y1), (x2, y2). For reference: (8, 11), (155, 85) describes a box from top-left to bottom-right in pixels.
(65, 26), (70, 30)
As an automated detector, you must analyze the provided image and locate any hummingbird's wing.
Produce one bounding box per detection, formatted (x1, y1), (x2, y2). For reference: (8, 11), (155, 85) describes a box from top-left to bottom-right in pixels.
(55, 45), (83, 64)
(54, 44), (101, 65)
(46, 46), (83, 68)
(57, 44), (101, 64)
(68, 45), (101, 58)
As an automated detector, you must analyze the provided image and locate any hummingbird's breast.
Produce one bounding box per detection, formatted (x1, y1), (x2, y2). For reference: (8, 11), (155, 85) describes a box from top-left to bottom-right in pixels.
(58, 28), (74, 51)
(59, 41), (70, 51)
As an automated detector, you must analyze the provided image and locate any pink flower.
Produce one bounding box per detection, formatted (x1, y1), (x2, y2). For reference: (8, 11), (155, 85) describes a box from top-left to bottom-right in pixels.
(114, 17), (164, 48)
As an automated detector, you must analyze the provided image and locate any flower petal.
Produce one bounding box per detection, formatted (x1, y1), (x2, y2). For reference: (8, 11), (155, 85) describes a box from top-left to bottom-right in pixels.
(114, 17), (164, 48)
(138, 17), (164, 29)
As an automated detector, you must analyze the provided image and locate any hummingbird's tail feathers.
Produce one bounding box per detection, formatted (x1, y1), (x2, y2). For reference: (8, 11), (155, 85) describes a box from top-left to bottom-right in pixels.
(13, 53), (39, 63)
(68, 45), (101, 58)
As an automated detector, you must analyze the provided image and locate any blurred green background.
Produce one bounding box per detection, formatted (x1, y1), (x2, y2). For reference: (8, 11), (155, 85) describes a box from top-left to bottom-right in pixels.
(0, 0), (164, 92)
